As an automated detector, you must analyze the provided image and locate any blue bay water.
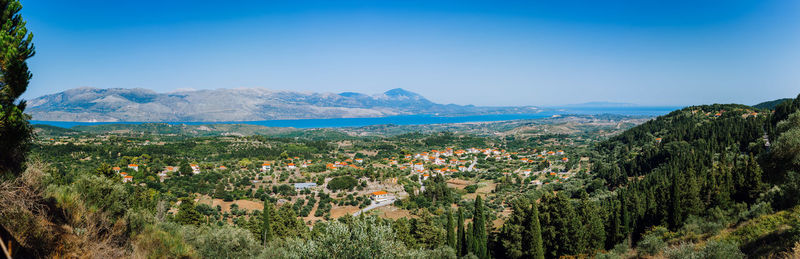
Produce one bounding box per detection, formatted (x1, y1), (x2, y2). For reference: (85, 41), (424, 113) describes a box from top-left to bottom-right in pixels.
(31, 106), (679, 129)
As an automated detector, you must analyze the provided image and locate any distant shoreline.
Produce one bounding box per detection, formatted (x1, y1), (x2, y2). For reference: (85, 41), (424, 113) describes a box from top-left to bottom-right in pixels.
(31, 107), (678, 129)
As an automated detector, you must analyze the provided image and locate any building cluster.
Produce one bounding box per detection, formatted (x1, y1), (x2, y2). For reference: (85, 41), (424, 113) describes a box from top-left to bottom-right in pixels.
(325, 158), (365, 170)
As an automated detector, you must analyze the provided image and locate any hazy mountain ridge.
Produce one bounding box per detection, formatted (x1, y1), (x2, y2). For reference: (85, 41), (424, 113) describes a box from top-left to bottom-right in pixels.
(28, 87), (540, 122)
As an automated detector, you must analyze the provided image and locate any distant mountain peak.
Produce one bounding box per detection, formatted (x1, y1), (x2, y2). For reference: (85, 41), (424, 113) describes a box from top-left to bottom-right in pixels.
(384, 88), (421, 98)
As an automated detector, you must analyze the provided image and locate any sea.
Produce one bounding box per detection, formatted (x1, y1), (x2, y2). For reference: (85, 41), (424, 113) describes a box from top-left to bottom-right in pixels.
(31, 106), (680, 129)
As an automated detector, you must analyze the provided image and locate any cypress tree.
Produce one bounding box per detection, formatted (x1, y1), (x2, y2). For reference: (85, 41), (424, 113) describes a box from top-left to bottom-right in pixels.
(473, 195), (487, 258)
(579, 196), (605, 254)
(0, 0), (35, 178)
(669, 170), (680, 229)
(261, 200), (274, 246)
(457, 207), (467, 256)
(499, 199), (528, 258)
(466, 221), (474, 256)
(446, 209), (456, 249)
(524, 201), (544, 259)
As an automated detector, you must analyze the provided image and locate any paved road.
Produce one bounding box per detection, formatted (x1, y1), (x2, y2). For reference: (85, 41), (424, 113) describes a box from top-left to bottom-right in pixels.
(468, 160), (477, 171)
(353, 197), (396, 216)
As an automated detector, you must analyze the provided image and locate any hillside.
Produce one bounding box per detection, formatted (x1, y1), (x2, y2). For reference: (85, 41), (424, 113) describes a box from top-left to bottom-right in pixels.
(26, 87), (540, 122)
(753, 98), (793, 110)
(574, 97), (800, 258)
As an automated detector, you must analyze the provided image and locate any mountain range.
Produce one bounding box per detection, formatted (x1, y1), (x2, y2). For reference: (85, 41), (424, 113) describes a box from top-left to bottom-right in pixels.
(27, 87), (540, 122)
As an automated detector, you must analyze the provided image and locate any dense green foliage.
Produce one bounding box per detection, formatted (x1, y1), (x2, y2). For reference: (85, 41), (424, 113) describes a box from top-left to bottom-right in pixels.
(495, 96), (800, 258)
(753, 98), (793, 110)
(326, 175), (358, 191)
(497, 197), (544, 259)
(0, 0), (34, 178)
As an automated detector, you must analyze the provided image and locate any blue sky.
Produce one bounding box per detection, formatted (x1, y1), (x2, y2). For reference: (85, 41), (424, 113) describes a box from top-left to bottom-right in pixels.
(21, 0), (800, 106)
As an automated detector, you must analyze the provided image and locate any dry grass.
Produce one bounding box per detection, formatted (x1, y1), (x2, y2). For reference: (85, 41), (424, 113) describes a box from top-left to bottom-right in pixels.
(373, 205), (415, 220)
(776, 242), (800, 259)
(446, 178), (473, 189)
(1, 160), (132, 258)
(0, 160), (60, 257)
(0, 160), (49, 219)
(196, 196), (264, 213)
(330, 206), (360, 218)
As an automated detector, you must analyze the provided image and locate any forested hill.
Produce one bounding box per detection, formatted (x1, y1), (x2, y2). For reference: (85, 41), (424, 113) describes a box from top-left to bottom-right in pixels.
(495, 96), (800, 258)
(594, 103), (766, 187)
(753, 98), (793, 110)
(586, 98), (800, 256)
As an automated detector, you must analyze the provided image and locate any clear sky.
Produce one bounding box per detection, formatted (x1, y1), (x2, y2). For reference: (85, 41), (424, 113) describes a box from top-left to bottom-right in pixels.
(20, 0), (800, 106)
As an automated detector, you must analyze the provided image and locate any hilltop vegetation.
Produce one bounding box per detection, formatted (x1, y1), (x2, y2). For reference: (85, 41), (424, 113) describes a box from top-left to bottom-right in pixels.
(753, 98), (794, 110)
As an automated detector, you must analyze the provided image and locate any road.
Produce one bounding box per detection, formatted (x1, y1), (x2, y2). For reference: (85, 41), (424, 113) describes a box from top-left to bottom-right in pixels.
(353, 197), (396, 216)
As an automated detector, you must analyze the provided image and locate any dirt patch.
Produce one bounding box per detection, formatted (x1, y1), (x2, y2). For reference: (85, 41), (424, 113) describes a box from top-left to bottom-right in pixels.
(196, 195), (263, 213)
(330, 205), (360, 218)
(492, 207), (513, 229)
(372, 205), (415, 220)
(446, 178), (474, 189)
(462, 181), (496, 200)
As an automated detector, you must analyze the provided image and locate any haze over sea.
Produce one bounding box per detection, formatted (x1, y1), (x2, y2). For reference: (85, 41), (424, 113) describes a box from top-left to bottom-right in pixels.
(31, 106), (679, 129)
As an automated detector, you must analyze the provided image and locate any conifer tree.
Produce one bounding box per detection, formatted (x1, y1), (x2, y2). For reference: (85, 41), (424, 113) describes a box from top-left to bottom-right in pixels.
(525, 201), (544, 259)
(499, 199), (528, 258)
(0, 0), (35, 178)
(472, 195), (488, 258)
(446, 209), (456, 249)
(457, 207), (467, 256)
(261, 200), (274, 245)
(466, 221), (474, 256)
(175, 198), (202, 226)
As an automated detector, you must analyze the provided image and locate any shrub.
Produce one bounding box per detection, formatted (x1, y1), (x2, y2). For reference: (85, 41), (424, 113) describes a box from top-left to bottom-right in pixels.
(133, 223), (197, 259)
(73, 175), (129, 218)
(637, 227), (668, 256)
(664, 242), (699, 259)
(738, 201), (773, 222)
(662, 240), (744, 259)
(701, 240), (744, 259)
(181, 225), (263, 258)
(327, 176), (358, 191)
(681, 215), (725, 237)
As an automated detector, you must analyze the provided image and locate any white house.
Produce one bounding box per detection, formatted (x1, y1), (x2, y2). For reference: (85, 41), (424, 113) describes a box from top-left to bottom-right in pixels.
(371, 191), (390, 202)
(127, 164), (139, 171)
(413, 163), (424, 171)
(433, 157), (446, 166)
(287, 163), (297, 169)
